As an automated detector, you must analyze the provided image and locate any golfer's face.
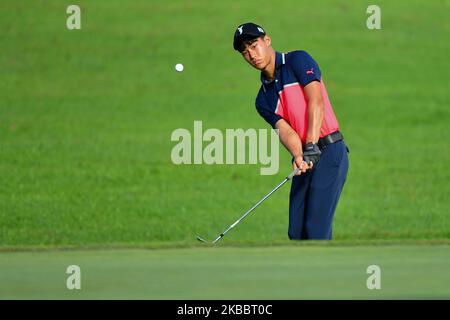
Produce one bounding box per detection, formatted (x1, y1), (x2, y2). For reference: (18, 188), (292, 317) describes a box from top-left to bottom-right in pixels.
(241, 36), (271, 70)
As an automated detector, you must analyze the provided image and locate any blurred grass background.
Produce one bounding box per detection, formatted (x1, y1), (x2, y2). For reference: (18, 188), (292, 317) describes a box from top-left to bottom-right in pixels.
(0, 0), (449, 247)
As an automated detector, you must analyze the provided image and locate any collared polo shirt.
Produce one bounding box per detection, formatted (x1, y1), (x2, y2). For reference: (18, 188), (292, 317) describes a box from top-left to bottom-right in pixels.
(255, 50), (339, 145)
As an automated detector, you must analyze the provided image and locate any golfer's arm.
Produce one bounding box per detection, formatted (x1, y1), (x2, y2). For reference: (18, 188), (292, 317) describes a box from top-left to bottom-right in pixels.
(274, 119), (303, 158)
(304, 81), (324, 144)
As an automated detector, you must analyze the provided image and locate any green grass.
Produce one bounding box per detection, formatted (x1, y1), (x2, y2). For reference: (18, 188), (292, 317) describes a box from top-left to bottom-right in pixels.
(1, 245), (449, 299)
(0, 0), (449, 248)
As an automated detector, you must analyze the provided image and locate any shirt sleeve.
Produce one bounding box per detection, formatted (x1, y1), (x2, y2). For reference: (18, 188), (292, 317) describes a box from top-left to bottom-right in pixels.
(289, 50), (322, 87)
(255, 90), (282, 128)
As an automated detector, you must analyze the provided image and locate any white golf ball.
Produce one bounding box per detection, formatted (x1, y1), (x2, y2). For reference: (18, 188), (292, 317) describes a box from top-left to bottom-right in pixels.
(175, 63), (184, 72)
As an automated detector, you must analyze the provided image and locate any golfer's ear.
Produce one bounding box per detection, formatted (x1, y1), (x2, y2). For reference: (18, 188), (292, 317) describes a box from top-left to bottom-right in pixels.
(264, 35), (271, 47)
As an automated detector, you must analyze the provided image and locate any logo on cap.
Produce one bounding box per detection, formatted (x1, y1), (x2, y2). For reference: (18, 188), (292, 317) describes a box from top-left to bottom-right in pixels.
(257, 27), (264, 33)
(237, 26), (244, 34)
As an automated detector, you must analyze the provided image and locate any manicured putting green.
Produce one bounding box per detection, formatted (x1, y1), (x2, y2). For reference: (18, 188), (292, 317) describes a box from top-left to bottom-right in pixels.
(1, 245), (449, 299)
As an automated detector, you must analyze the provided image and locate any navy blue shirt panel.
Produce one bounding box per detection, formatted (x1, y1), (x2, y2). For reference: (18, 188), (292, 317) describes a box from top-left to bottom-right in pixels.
(289, 50), (322, 87)
(254, 50), (322, 129)
(255, 86), (282, 128)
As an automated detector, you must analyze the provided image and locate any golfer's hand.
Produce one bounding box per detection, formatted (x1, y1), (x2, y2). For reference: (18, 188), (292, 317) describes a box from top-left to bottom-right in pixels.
(292, 155), (312, 176)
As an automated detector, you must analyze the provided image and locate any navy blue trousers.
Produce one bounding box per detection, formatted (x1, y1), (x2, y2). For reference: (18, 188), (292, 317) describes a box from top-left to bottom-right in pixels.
(288, 140), (349, 240)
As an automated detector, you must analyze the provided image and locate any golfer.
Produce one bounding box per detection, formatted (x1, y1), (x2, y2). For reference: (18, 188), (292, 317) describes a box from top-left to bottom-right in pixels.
(233, 23), (349, 240)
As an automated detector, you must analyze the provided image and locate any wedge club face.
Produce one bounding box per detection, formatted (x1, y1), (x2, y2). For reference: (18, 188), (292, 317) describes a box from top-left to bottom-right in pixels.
(196, 234), (224, 244)
(196, 235), (209, 243)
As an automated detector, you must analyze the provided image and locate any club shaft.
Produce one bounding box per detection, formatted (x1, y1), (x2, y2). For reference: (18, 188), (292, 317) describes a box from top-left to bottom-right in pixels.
(212, 169), (299, 243)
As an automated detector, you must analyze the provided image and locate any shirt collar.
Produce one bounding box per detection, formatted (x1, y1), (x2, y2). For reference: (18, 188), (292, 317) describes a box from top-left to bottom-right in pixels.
(260, 51), (284, 85)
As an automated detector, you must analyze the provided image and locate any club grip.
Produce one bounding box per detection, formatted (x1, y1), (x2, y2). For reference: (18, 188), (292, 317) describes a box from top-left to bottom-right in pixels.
(286, 167), (300, 180)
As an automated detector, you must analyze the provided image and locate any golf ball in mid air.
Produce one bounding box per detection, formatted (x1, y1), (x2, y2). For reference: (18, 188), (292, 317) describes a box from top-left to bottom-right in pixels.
(175, 63), (184, 72)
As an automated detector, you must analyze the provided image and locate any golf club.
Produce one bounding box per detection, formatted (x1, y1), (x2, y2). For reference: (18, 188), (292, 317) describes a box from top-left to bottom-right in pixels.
(196, 167), (300, 244)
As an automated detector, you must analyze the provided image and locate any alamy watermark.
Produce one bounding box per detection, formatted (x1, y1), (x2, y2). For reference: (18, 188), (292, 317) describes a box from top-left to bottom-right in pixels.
(66, 5), (81, 30)
(366, 265), (381, 290)
(66, 265), (81, 290)
(171, 121), (280, 175)
(366, 5), (381, 30)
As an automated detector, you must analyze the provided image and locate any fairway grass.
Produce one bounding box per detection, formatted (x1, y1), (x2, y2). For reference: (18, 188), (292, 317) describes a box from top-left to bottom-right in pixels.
(1, 0), (449, 247)
(1, 245), (449, 299)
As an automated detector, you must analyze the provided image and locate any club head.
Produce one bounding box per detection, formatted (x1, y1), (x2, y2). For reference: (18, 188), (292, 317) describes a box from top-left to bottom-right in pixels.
(196, 235), (209, 243)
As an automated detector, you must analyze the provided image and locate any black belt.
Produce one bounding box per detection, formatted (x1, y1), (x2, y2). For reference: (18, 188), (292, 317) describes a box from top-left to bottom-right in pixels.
(291, 131), (345, 164)
(317, 131), (344, 150)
